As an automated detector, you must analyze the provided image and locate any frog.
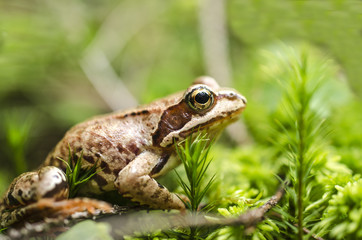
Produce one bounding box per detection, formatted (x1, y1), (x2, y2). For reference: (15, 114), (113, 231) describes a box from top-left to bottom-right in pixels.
(0, 76), (247, 229)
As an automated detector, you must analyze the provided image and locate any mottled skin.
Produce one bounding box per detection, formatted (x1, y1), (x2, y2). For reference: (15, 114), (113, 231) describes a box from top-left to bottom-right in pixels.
(0, 77), (246, 228)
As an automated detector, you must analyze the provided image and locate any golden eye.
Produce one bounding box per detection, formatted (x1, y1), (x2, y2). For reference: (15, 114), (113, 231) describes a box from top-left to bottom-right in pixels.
(186, 87), (214, 111)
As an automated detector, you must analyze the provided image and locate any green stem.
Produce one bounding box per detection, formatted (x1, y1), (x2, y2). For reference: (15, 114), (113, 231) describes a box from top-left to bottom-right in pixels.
(297, 115), (305, 240)
(297, 74), (307, 240)
(190, 226), (196, 240)
(14, 147), (27, 175)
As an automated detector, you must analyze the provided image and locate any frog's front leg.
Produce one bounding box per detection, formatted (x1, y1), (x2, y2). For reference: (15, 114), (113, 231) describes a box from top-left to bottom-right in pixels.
(115, 151), (185, 210)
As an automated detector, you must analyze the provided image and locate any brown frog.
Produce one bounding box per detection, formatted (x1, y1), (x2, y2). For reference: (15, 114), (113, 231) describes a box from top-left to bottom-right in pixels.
(0, 77), (246, 228)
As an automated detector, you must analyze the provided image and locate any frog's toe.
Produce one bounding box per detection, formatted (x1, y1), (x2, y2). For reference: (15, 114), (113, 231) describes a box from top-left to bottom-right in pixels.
(37, 166), (69, 200)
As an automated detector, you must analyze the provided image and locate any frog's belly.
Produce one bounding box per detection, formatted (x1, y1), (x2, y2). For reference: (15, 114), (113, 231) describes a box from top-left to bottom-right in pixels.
(79, 173), (117, 195)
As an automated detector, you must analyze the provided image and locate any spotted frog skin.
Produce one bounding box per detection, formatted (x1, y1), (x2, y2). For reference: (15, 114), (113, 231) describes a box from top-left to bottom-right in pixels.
(0, 77), (246, 228)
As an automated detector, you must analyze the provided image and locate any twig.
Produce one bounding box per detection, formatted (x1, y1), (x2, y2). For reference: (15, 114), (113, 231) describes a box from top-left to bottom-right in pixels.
(293, 224), (325, 240)
(1, 185), (285, 239)
(303, 227), (325, 240)
(103, 184), (286, 237)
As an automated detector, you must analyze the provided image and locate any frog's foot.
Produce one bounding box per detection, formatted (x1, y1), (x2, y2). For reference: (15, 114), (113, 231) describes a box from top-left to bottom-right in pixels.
(1, 198), (113, 228)
(2, 166), (69, 209)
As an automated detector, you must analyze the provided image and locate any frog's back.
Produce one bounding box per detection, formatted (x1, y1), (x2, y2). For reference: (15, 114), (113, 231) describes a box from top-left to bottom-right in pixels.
(43, 108), (162, 193)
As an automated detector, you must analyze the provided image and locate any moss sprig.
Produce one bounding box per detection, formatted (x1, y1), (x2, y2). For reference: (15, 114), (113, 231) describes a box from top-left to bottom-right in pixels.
(271, 45), (331, 239)
(174, 132), (216, 239)
(175, 132), (215, 212)
(58, 147), (102, 198)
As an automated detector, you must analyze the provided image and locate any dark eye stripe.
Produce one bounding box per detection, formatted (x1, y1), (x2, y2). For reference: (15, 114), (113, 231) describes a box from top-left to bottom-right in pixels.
(152, 100), (193, 146)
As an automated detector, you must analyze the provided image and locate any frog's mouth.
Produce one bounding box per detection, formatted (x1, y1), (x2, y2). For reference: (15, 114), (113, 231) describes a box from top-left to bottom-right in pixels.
(178, 107), (245, 139)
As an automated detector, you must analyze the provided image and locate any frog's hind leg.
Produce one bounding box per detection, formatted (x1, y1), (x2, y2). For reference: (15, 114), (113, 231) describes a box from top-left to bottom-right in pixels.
(1, 167), (114, 229)
(2, 166), (69, 209)
(1, 198), (113, 229)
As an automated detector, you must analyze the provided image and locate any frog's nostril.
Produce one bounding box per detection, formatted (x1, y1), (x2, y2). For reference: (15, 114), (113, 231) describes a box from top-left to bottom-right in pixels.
(241, 97), (247, 105)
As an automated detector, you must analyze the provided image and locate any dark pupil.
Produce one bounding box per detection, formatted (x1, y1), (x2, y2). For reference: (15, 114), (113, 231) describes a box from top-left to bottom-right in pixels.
(195, 91), (210, 104)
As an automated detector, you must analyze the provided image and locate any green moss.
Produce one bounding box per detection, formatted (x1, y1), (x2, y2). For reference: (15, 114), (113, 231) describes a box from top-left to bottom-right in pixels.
(314, 179), (362, 239)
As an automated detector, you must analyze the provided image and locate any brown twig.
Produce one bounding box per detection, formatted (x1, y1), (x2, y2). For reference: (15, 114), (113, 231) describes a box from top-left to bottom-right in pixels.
(292, 224), (325, 240)
(303, 227), (325, 240)
(3, 185), (286, 239)
(104, 184), (286, 237)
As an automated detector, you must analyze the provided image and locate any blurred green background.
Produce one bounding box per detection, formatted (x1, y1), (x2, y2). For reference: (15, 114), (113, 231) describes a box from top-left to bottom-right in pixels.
(0, 0), (361, 194)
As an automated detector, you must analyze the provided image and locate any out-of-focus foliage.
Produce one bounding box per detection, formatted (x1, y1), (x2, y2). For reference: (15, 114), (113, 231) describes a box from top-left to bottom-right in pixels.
(210, 146), (280, 199)
(57, 220), (113, 240)
(229, 0), (362, 95)
(2, 112), (33, 174)
(0, 0), (361, 239)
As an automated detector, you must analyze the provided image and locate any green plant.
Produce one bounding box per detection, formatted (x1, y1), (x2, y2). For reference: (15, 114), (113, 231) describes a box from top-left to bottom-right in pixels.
(173, 132), (216, 239)
(280, 51), (326, 239)
(175, 132), (216, 212)
(264, 44), (341, 239)
(3, 112), (33, 175)
(58, 147), (102, 198)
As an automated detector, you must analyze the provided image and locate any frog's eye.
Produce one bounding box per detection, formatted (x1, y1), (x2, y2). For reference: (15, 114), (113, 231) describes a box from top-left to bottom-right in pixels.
(186, 87), (214, 112)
